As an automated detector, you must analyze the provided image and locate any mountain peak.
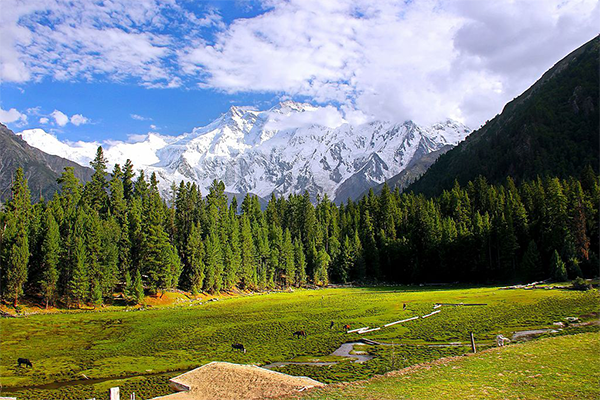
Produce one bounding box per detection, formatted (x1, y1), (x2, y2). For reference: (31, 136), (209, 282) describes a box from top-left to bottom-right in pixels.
(273, 100), (317, 113)
(17, 103), (472, 203)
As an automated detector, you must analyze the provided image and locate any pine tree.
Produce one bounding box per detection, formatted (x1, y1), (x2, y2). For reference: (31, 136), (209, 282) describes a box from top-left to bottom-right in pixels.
(122, 159), (135, 200)
(294, 238), (307, 287)
(335, 235), (352, 283)
(203, 230), (223, 293)
(313, 247), (330, 286)
(6, 228), (29, 307)
(69, 237), (89, 308)
(186, 222), (205, 294)
(40, 210), (60, 308)
(86, 147), (109, 212)
(141, 192), (179, 294)
(282, 229), (295, 286)
(123, 269), (133, 302)
(224, 216), (241, 289)
(550, 250), (568, 282)
(3, 168), (31, 307)
(133, 269), (145, 305)
(91, 279), (103, 308)
(240, 215), (256, 289)
(520, 240), (543, 281)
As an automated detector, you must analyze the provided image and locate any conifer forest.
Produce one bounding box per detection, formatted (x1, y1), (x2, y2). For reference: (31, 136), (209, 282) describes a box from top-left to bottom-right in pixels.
(1, 147), (598, 308)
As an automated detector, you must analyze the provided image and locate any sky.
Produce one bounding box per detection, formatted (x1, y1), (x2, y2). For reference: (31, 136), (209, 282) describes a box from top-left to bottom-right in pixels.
(0, 0), (598, 144)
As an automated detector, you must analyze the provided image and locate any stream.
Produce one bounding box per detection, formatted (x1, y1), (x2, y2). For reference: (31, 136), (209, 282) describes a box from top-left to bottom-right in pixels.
(262, 341), (374, 369)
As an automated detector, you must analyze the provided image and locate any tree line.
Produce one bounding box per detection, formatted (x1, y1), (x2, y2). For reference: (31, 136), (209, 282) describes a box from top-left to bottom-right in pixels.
(1, 147), (598, 308)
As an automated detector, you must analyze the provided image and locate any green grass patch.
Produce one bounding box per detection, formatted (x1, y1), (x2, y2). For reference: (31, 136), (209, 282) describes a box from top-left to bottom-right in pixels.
(301, 332), (600, 400)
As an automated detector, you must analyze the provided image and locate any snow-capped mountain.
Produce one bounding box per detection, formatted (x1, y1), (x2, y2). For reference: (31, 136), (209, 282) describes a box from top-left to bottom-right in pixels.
(17, 101), (471, 203)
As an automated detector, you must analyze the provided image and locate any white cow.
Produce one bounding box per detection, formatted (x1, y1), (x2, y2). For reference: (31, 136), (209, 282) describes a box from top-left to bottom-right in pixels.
(496, 334), (511, 347)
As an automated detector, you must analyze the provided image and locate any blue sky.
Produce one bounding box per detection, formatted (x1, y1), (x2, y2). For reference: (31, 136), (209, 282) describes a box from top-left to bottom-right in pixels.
(0, 0), (598, 143)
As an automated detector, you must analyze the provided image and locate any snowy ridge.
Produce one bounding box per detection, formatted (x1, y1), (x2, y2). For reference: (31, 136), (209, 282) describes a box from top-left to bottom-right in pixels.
(17, 102), (471, 203)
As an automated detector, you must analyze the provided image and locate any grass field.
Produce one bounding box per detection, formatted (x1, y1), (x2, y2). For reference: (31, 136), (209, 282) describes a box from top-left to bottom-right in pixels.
(0, 286), (598, 399)
(297, 332), (600, 400)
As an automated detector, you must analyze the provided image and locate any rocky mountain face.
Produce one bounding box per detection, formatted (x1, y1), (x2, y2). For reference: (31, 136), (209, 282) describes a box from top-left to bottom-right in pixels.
(17, 102), (470, 203)
(408, 36), (599, 197)
(0, 123), (93, 203)
(143, 102), (470, 203)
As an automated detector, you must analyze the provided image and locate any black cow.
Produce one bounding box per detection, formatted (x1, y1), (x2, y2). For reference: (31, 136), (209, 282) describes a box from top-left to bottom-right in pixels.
(231, 343), (246, 353)
(293, 330), (307, 339)
(17, 358), (32, 368)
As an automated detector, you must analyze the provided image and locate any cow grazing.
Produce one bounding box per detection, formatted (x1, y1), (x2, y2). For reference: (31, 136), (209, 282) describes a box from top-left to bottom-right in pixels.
(17, 358), (32, 368)
(231, 343), (246, 353)
(496, 335), (511, 347)
(293, 330), (307, 339)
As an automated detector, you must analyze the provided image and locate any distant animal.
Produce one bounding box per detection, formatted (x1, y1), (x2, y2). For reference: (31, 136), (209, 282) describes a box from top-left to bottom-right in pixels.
(495, 335), (511, 347)
(343, 324), (351, 331)
(293, 330), (307, 339)
(17, 358), (32, 368)
(330, 321), (335, 329)
(403, 303), (407, 310)
(231, 343), (246, 353)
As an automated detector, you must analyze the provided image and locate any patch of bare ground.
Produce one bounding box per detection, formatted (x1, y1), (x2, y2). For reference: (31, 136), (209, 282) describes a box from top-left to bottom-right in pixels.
(150, 362), (324, 400)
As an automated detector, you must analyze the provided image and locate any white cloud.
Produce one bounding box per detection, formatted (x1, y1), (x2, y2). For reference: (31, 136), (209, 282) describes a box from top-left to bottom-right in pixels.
(2, 0), (598, 126)
(0, 107), (28, 125)
(131, 114), (152, 121)
(39, 117), (49, 124)
(181, 0), (599, 126)
(265, 104), (346, 131)
(50, 110), (69, 126)
(0, 0), (182, 86)
(70, 114), (89, 126)
(149, 124), (158, 130)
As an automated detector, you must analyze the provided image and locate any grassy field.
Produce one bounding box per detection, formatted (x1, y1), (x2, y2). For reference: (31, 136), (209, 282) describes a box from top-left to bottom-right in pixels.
(297, 332), (600, 400)
(0, 286), (598, 399)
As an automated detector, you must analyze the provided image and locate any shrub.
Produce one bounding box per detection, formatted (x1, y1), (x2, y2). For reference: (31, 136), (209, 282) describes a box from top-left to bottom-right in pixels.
(571, 277), (592, 291)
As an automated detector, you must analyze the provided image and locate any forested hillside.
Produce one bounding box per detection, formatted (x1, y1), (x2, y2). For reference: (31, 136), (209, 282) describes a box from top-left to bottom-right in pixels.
(409, 36), (599, 196)
(0, 147), (597, 308)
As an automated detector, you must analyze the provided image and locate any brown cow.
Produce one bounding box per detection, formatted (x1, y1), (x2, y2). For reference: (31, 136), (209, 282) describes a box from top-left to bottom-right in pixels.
(293, 330), (307, 339)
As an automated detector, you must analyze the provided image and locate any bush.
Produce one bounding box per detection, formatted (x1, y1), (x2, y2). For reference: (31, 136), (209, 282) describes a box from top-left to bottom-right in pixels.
(571, 277), (592, 291)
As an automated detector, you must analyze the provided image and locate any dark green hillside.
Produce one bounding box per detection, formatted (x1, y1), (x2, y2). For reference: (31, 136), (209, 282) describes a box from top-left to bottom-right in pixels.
(408, 36), (599, 197)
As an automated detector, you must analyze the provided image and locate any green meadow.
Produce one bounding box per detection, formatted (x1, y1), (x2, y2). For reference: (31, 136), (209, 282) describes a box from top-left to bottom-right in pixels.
(300, 332), (600, 400)
(1, 286), (598, 399)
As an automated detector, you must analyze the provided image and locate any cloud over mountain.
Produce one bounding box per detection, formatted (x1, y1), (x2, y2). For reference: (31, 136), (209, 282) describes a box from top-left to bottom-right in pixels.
(1, 0), (597, 127)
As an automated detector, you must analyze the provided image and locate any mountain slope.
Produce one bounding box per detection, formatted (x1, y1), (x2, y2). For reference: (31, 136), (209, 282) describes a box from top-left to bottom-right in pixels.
(18, 102), (471, 203)
(408, 36), (599, 196)
(0, 124), (93, 203)
(356, 145), (453, 199)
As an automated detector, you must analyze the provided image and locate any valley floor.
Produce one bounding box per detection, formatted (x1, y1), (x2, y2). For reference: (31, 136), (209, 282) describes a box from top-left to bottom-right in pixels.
(0, 285), (598, 400)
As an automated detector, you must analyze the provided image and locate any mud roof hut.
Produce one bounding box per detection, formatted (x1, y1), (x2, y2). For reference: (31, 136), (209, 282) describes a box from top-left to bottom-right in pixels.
(150, 361), (324, 400)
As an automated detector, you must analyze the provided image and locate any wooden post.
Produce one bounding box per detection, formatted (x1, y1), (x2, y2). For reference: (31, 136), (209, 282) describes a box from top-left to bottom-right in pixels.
(110, 387), (120, 400)
(470, 332), (477, 353)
